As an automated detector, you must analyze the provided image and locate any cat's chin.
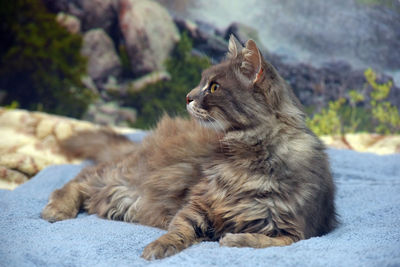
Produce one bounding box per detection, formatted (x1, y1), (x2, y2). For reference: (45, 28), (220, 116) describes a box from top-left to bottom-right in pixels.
(196, 119), (227, 132)
(186, 102), (227, 132)
(189, 115), (227, 132)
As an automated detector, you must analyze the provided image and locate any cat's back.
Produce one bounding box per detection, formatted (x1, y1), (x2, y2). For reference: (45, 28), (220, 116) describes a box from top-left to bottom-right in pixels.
(139, 115), (220, 168)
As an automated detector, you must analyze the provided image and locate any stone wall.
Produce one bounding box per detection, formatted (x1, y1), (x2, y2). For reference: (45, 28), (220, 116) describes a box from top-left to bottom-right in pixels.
(0, 108), (136, 190)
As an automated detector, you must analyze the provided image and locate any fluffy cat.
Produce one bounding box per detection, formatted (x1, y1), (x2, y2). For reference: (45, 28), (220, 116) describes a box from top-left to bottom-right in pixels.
(41, 36), (337, 260)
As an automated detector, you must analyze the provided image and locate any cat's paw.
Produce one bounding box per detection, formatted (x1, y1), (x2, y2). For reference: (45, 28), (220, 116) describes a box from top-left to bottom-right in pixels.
(141, 240), (180, 260)
(219, 233), (248, 247)
(41, 202), (77, 222)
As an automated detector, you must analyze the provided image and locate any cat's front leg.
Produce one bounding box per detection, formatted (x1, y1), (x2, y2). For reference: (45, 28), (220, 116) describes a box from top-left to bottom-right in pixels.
(141, 230), (192, 260)
(219, 233), (298, 248)
(141, 204), (209, 260)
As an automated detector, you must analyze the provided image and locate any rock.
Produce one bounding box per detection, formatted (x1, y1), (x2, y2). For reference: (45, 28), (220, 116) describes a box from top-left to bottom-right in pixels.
(0, 107), (138, 190)
(126, 70), (171, 92)
(81, 29), (122, 82)
(102, 76), (120, 93)
(174, 19), (266, 62)
(44, 0), (119, 37)
(80, 0), (119, 34)
(174, 17), (202, 41)
(194, 34), (228, 64)
(224, 22), (263, 48)
(81, 75), (99, 95)
(42, 0), (82, 16)
(320, 133), (400, 155)
(104, 71), (171, 94)
(0, 166), (29, 188)
(54, 121), (74, 140)
(83, 101), (137, 127)
(102, 71), (171, 95)
(36, 119), (56, 140)
(174, 17), (227, 63)
(270, 58), (400, 111)
(56, 12), (81, 34)
(118, 0), (180, 76)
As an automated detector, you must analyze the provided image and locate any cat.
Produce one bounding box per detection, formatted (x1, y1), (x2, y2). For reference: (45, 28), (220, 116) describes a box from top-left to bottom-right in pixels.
(41, 35), (337, 260)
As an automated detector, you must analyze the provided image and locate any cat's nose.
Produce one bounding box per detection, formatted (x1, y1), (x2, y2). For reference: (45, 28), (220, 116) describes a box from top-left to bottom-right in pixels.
(186, 94), (193, 105)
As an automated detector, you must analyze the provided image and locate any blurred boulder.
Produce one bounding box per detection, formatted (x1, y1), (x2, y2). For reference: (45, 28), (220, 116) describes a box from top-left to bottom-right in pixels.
(224, 22), (263, 48)
(271, 58), (400, 111)
(44, 0), (118, 37)
(174, 18), (201, 41)
(102, 76), (121, 93)
(0, 107), (137, 189)
(56, 12), (81, 34)
(81, 75), (99, 95)
(119, 0), (180, 76)
(320, 133), (400, 155)
(43, 0), (82, 16)
(174, 17), (227, 63)
(104, 71), (171, 95)
(194, 35), (227, 64)
(83, 100), (137, 127)
(81, 29), (122, 83)
(126, 70), (171, 93)
(80, 0), (119, 34)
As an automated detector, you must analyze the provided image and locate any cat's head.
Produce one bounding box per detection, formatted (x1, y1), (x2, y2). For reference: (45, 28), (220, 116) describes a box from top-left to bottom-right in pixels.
(186, 35), (304, 133)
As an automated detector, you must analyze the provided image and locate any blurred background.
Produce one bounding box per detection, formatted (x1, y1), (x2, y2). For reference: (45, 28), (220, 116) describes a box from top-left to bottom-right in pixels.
(1, 0), (400, 134)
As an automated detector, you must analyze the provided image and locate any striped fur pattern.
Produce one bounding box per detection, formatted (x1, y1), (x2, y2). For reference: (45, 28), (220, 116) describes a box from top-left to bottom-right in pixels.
(41, 36), (337, 260)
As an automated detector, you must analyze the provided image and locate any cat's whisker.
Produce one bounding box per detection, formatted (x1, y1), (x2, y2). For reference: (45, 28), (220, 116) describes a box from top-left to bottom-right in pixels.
(206, 113), (232, 150)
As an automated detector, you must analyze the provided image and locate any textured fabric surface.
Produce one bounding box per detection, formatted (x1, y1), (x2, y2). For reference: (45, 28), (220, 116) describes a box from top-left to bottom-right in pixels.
(1, 132), (399, 266)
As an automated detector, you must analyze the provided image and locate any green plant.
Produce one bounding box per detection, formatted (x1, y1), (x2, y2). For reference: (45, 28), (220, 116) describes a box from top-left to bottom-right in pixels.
(345, 89), (365, 132)
(306, 98), (346, 136)
(119, 44), (134, 78)
(3, 100), (20, 110)
(307, 68), (400, 135)
(125, 32), (211, 129)
(0, 0), (95, 118)
(365, 68), (400, 134)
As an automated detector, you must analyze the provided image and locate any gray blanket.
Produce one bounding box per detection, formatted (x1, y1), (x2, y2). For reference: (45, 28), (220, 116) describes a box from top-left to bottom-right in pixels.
(1, 132), (399, 266)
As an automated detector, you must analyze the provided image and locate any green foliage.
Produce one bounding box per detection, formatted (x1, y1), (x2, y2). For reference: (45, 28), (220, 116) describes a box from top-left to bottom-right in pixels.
(365, 68), (400, 134)
(0, 0), (95, 118)
(119, 44), (134, 78)
(365, 68), (392, 101)
(125, 32), (211, 129)
(307, 68), (400, 135)
(348, 90), (365, 104)
(306, 98), (345, 136)
(344, 89), (366, 133)
(3, 100), (20, 110)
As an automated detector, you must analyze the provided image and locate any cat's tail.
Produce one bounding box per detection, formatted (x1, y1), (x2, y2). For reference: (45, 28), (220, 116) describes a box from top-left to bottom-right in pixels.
(60, 129), (138, 163)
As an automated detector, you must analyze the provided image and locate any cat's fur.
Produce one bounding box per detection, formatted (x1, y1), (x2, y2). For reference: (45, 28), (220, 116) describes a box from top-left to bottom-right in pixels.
(41, 36), (337, 260)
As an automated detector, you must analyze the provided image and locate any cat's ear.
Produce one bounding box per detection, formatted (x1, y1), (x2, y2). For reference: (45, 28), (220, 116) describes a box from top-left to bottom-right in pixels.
(227, 34), (243, 58)
(241, 39), (263, 85)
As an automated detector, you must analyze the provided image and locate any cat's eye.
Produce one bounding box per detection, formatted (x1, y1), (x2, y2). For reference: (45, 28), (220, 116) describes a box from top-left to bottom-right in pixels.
(209, 82), (219, 93)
